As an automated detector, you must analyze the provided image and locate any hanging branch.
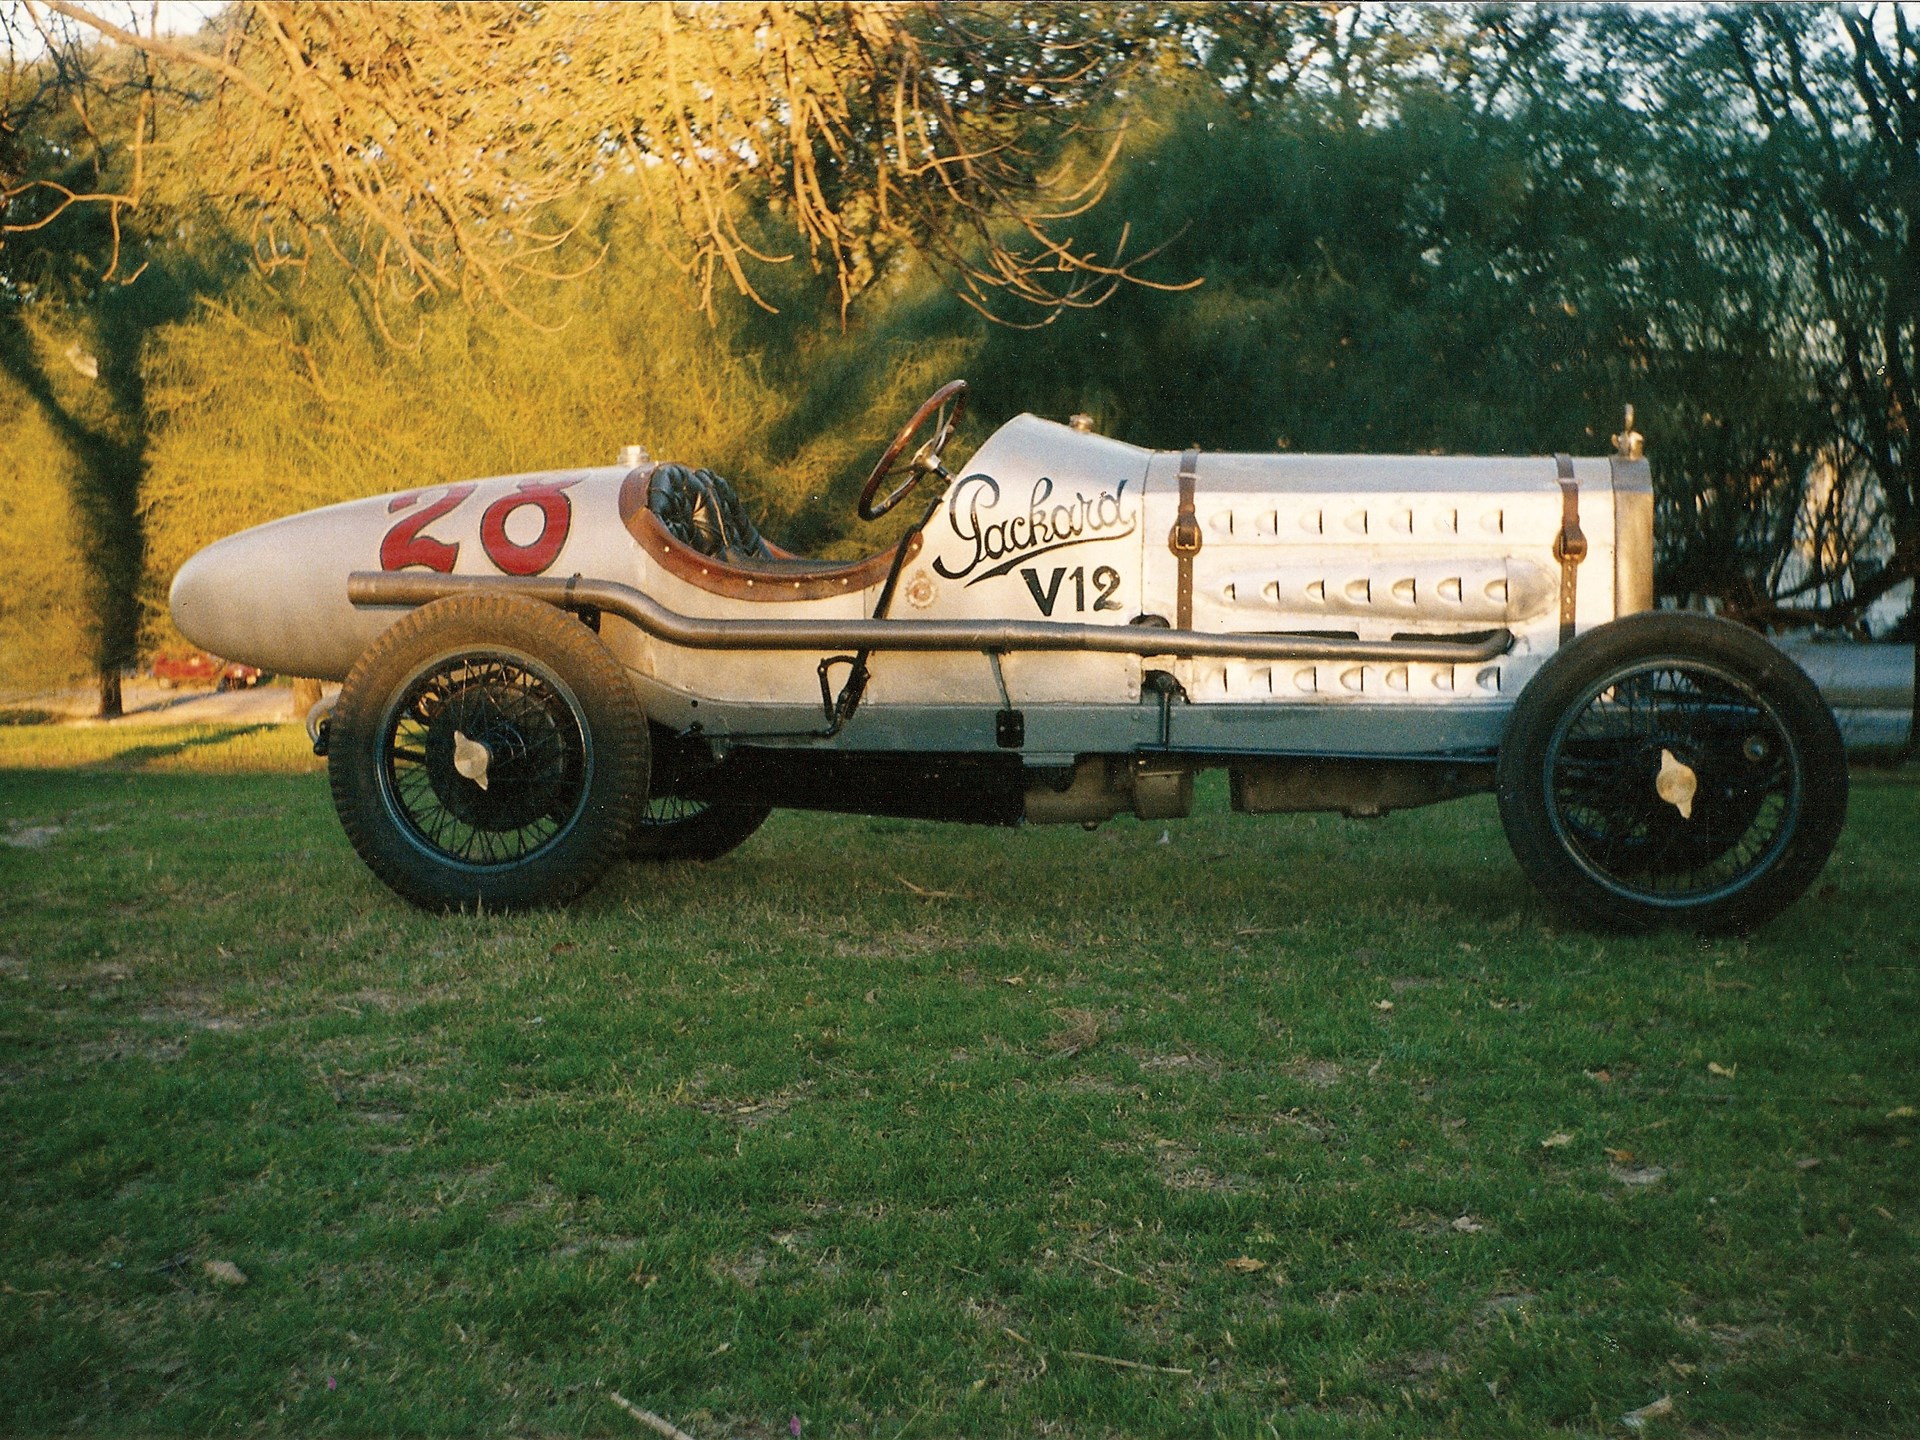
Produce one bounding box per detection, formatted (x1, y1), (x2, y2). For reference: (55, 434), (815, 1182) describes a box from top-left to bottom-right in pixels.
(16, 1), (1219, 327)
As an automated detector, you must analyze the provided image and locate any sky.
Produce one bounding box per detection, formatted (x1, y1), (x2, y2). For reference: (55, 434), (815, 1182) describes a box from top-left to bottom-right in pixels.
(2, 0), (221, 59)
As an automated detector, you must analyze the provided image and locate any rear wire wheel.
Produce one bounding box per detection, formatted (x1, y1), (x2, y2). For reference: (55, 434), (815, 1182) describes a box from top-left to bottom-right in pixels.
(1497, 612), (1846, 933)
(329, 594), (647, 911)
(627, 794), (771, 863)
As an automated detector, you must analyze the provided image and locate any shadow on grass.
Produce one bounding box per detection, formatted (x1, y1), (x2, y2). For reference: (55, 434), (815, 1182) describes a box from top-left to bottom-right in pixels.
(591, 801), (1541, 938)
(84, 723), (280, 771)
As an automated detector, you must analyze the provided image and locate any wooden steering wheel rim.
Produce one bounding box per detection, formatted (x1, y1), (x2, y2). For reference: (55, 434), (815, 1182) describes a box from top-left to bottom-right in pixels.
(857, 379), (969, 522)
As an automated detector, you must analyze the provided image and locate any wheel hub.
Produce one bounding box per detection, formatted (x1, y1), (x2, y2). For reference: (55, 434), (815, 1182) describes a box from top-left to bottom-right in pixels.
(422, 681), (568, 831)
(452, 729), (491, 790)
(1655, 747), (1697, 819)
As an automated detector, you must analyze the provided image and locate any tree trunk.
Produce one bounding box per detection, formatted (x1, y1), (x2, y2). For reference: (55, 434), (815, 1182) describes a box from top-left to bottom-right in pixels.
(97, 667), (123, 720)
(291, 676), (325, 723)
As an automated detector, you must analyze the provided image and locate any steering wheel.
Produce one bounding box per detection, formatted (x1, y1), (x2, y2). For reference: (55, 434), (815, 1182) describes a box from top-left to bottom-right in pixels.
(857, 379), (969, 522)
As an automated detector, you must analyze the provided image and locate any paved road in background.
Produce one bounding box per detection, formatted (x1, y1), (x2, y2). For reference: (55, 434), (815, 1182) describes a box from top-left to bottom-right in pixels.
(25, 682), (336, 727)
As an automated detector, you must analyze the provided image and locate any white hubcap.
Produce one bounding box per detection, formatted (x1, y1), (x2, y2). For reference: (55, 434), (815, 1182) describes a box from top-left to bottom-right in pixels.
(1655, 747), (1696, 820)
(452, 729), (491, 791)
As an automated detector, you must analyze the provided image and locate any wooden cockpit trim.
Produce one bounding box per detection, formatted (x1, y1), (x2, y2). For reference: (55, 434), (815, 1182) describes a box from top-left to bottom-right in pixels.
(617, 466), (917, 603)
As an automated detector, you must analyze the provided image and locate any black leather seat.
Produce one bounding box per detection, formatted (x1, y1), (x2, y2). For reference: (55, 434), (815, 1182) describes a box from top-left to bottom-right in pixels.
(639, 463), (911, 592)
(646, 464), (773, 563)
(649, 464), (852, 575)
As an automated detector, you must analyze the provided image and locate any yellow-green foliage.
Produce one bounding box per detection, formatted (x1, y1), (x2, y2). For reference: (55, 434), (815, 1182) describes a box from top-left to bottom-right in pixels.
(0, 375), (94, 691)
(131, 225), (988, 663)
(1, 214), (990, 689)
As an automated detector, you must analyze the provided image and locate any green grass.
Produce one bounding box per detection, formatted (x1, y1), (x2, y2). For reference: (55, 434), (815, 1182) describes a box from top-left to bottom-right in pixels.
(2, 723), (1916, 1437)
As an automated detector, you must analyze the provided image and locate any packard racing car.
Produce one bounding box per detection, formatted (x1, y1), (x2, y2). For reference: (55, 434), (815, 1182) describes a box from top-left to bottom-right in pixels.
(169, 382), (1847, 930)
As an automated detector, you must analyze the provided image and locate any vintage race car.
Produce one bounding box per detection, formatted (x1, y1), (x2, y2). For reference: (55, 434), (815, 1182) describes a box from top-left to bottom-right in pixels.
(170, 382), (1848, 930)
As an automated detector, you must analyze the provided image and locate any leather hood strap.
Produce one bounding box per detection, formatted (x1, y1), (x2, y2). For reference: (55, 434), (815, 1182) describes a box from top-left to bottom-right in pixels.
(1170, 449), (1202, 631)
(1553, 452), (1588, 646)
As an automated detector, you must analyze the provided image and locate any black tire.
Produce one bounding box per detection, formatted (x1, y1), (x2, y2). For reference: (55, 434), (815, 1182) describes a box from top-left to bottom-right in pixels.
(329, 594), (648, 911)
(628, 795), (771, 863)
(1496, 612), (1847, 933)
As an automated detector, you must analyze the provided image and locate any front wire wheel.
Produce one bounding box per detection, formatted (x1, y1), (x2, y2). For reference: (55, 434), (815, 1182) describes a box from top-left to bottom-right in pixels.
(330, 595), (648, 911)
(627, 793), (772, 863)
(381, 653), (588, 868)
(1498, 613), (1847, 932)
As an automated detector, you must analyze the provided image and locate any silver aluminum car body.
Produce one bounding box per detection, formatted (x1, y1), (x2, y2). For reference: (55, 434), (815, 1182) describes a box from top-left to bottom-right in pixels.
(172, 412), (1654, 760)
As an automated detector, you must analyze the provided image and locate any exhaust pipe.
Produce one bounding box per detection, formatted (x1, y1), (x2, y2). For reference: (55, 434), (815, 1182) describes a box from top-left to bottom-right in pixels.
(347, 571), (1514, 666)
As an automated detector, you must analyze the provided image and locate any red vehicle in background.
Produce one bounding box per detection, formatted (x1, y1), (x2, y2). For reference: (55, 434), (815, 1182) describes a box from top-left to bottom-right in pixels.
(150, 651), (267, 691)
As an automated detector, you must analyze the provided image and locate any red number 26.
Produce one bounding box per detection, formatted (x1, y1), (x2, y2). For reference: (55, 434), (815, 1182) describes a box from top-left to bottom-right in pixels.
(381, 478), (578, 576)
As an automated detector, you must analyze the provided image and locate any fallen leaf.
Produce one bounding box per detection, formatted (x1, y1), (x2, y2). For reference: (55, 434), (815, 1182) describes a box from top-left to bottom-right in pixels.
(897, 876), (958, 899)
(1224, 1256), (1267, 1273)
(1585, 1068), (1613, 1083)
(1887, 1105), (1916, 1119)
(202, 1260), (247, 1287)
(1373, 1000), (1394, 1012)
(1621, 1394), (1674, 1430)
(999, 975), (1025, 987)
(1604, 1147), (1636, 1163)
(1708, 1061), (1737, 1078)
(1794, 1157), (1822, 1170)
(1611, 1164), (1667, 1186)
(1450, 1214), (1484, 1233)
(863, 989), (879, 1005)
(1540, 1131), (1575, 1149)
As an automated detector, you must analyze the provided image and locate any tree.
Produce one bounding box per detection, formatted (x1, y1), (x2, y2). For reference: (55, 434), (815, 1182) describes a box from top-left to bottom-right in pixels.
(1641, 4), (1919, 633)
(1, 8), (191, 715)
(28, 1), (1209, 325)
(2, 1), (1221, 710)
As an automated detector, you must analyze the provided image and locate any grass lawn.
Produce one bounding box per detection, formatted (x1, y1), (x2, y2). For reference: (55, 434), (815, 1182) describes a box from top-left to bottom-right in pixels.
(2, 723), (1916, 1437)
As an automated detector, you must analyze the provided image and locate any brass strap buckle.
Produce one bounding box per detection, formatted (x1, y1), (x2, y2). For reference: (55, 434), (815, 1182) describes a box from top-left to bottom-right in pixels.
(1170, 449), (1202, 630)
(1552, 453), (1585, 644)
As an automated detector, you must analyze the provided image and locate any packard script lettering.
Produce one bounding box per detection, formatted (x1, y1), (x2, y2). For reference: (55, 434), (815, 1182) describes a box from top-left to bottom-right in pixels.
(932, 473), (1136, 585)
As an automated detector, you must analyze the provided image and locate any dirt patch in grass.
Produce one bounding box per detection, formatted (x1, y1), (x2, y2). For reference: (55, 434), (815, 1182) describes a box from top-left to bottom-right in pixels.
(708, 1248), (770, 1289)
(1284, 1058), (1345, 1088)
(1477, 1290), (1535, 1320)
(689, 1083), (814, 1128)
(1270, 1108), (1335, 1143)
(1044, 1007), (1109, 1058)
(138, 985), (261, 1032)
(1129, 1046), (1225, 1073)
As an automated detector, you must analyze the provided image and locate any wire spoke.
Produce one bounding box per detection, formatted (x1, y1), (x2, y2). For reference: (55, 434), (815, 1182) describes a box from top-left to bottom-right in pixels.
(639, 794), (711, 828)
(1546, 659), (1799, 903)
(379, 653), (588, 868)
